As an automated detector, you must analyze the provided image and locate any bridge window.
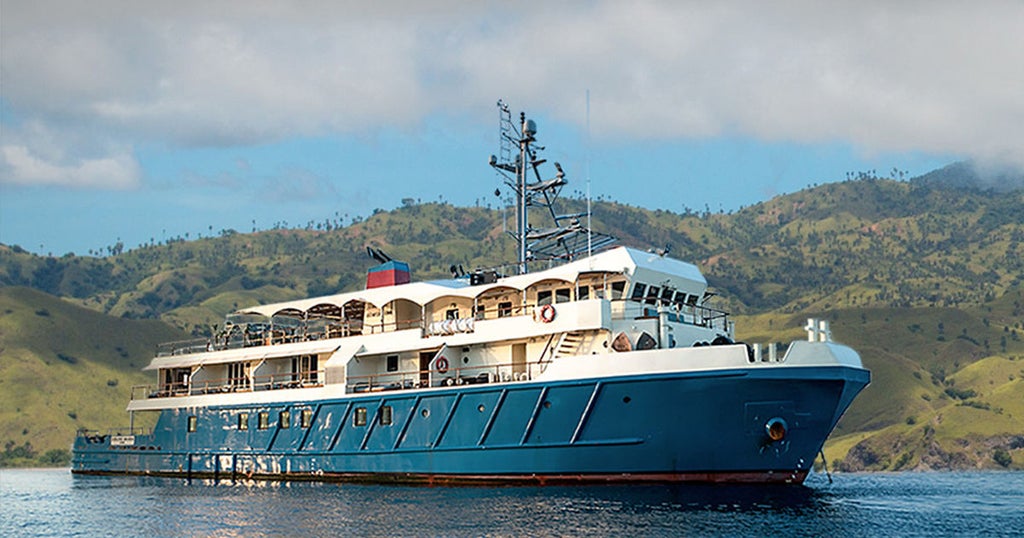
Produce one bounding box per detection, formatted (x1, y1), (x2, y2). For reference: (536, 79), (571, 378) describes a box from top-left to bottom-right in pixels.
(631, 283), (646, 301)
(645, 286), (660, 305)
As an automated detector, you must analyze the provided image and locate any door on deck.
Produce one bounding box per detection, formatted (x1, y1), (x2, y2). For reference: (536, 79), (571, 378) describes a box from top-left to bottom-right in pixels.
(419, 351), (434, 387)
(512, 343), (526, 377)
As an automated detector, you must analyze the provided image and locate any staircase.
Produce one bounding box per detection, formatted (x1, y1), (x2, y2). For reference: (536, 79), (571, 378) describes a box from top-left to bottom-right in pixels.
(554, 331), (586, 358)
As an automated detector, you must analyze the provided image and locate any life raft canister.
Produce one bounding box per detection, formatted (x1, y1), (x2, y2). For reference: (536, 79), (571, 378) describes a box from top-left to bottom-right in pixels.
(538, 304), (556, 323)
(435, 356), (449, 374)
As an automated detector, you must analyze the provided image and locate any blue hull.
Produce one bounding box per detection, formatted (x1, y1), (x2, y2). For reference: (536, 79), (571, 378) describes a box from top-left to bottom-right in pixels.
(73, 365), (868, 484)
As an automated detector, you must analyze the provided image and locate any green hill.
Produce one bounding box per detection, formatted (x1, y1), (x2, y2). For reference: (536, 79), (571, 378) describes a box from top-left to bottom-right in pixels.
(1, 168), (1022, 469)
(0, 287), (185, 466)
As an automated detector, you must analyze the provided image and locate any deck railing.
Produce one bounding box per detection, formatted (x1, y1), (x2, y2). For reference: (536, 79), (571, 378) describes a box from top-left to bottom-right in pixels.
(155, 299), (728, 357)
(130, 360), (541, 401)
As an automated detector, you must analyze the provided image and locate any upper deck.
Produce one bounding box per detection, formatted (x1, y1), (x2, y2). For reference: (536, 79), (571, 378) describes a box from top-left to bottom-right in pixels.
(154, 246), (712, 360)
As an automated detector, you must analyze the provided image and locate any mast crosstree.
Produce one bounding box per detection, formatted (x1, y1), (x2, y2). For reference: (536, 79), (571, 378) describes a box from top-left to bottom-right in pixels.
(489, 99), (615, 274)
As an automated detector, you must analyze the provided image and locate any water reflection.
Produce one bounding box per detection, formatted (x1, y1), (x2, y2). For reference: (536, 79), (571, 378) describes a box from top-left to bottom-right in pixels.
(7, 470), (1023, 538)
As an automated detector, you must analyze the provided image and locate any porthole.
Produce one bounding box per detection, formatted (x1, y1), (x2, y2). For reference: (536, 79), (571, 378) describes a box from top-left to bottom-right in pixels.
(543, 401), (552, 409)
(421, 408), (430, 418)
(477, 404), (486, 413)
(623, 396), (632, 404)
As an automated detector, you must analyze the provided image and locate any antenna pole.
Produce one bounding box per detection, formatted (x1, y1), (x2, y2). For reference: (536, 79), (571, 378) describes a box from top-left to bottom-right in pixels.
(586, 89), (592, 258)
(518, 112), (530, 274)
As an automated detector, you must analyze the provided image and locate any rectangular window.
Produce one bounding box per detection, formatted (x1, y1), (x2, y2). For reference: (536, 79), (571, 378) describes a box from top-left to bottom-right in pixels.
(354, 407), (367, 427)
(645, 286), (660, 306)
(379, 405), (393, 426)
(673, 291), (688, 307)
(686, 294), (699, 306)
(386, 355), (399, 372)
(300, 409), (313, 429)
(497, 301), (513, 318)
(475, 304), (486, 320)
(258, 411), (270, 430)
(660, 287), (675, 304)
(446, 308), (459, 320)
(578, 286), (590, 300)
(187, 415), (197, 433)
(611, 281), (626, 300)
(537, 290), (553, 306)
(238, 412), (249, 431)
(279, 410), (291, 429)
(630, 283), (646, 301)
(555, 288), (571, 304)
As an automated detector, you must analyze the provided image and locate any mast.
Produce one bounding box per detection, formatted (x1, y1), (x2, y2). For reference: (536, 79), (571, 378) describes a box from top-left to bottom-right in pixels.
(489, 99), (614, 274)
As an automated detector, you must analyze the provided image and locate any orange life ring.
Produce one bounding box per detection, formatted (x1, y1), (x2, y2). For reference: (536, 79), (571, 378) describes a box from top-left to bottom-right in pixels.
(539, 304), (556, 323)
(435, 356), (449, 374)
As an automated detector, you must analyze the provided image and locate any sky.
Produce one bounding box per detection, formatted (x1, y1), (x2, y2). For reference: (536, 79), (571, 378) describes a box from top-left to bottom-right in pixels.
(2, 1), (1022, 256)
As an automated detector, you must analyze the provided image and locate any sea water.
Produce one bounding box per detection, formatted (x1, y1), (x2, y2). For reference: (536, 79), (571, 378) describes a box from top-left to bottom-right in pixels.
(2, 469), (1022, 537)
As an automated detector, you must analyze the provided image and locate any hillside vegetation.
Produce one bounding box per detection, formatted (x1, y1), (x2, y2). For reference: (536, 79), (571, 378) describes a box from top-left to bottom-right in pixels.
(1, 166), (1022, 469)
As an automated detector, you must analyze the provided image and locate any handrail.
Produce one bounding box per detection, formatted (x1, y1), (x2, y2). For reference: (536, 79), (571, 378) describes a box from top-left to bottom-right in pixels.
(131, 357), (546, 401)
(153, 298), (731, 357)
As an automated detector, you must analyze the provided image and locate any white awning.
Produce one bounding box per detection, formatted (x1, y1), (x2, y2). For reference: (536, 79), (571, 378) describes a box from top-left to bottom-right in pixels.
(144, 340), (344, 371)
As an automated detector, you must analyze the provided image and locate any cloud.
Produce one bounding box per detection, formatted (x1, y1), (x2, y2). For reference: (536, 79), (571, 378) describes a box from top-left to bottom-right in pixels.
(0, 145), (141, 189)
(2, 1), (1023, 188)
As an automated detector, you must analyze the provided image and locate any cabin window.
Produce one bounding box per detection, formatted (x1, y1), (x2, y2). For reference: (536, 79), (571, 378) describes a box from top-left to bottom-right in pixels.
(446, 308), (459, 320)
(300, 409), (313, 428)
(258, 411), (270, 430)
(631, 283), (647, 301)
(555, 288), (571, 304)
(238, 413), (249, 430)
(475, 304), (486, 320)
(379, 405), (393, 426)
(354, 407), (368, 427)
(537, 290), (553, 306)
(498, 302), (513, 318)
(610, 281), (626, 300)
(578, 286), (590, 300)
(187, 415), (197, 433)
(279, 411), (291, 429)
(386, 355), (399, 372)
